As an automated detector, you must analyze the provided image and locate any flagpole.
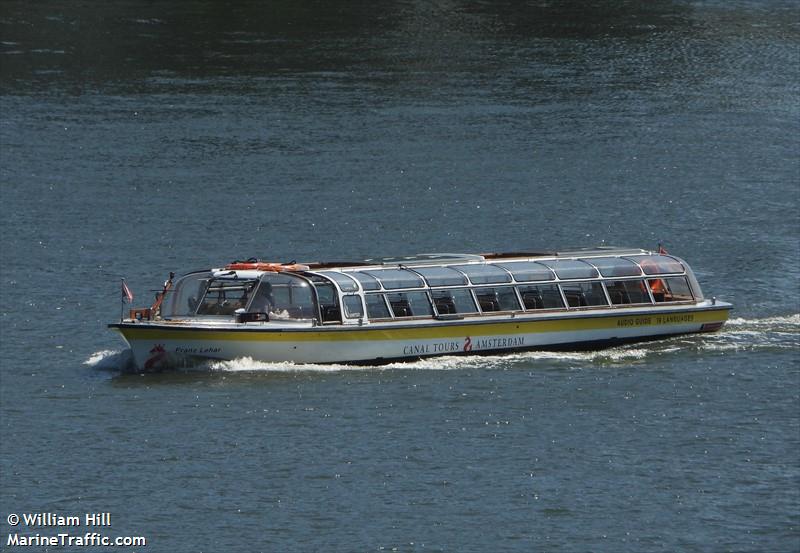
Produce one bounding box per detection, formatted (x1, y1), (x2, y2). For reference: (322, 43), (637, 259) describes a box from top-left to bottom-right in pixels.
(120, 278), (124, 322)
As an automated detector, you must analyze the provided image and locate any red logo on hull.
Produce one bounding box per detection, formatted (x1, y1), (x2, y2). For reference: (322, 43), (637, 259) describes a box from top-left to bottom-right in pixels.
(144, 344), (168, 370)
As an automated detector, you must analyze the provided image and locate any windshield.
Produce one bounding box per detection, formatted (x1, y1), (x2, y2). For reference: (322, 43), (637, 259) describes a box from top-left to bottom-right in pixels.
(196, 278), (257, 316)
(248, 273), (317, 320)
(161, 271), (212, 319)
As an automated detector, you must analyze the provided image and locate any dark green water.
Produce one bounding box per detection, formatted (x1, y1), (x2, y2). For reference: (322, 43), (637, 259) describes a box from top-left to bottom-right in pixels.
(1, 2), (798, 551)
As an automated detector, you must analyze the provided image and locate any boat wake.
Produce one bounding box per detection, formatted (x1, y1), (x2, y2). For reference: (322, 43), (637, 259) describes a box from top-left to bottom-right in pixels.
(701, 313), (799, 352)
(727, 313), (799, 328)
(86, 314), (798, 374)
(83, 346), (653, 374)
(83, 349), (137, 372)
(205, 347), (654, 372)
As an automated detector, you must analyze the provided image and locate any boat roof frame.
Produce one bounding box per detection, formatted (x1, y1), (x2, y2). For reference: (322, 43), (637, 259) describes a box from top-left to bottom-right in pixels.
(306, 250), (687, 294)
(302, 247), (651, 270)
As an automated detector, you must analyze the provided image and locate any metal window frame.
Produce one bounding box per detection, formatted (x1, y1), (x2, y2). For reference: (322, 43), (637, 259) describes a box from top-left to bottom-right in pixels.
(342, 294), (366, 319)
(313, 255), (701, 323)
(384, 290), (435, 319)
(516, 283), (567, 311)
(364, 292), (393, 320)
(647, 275), (695, 303)
(600, 278), (655, 306)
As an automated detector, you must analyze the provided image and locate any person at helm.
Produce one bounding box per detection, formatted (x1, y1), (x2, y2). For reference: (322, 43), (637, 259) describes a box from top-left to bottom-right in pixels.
(249, 282), (275, 313)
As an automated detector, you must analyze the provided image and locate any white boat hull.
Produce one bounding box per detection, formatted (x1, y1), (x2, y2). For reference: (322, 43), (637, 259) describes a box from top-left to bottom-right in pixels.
(111, 302), (730, 370)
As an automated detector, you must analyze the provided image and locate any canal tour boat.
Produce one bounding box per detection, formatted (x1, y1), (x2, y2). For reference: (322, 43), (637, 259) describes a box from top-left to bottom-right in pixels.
(109, 247), (731, 370)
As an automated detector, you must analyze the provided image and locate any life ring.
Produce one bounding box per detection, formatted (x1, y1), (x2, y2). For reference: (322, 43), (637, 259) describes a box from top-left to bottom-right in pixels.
(281, 263), (311, 272)
(225, 261), (310, 272)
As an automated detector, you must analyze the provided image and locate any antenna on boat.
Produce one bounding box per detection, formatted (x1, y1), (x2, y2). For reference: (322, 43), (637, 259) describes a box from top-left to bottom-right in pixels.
(149, 272), (175, 319)
(120, 278), (134, 322)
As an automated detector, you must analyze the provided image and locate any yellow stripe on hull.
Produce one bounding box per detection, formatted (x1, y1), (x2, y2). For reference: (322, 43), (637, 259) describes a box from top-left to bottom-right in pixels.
(117, 309), (728, 343)
(112, 307), (730, 369)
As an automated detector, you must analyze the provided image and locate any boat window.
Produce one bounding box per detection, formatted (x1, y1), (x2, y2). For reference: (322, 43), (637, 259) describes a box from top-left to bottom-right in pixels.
(161, 271), (212, 318)
(311, 276), (341, 323)
(560, 282), (608, 307)
(362, 269), (424, 290)
(627, 255), (685, 275)
(586, 257), (642, 277)
(197, 278), (258, 316)
(386, 291), (433, 318)
(248, 273), (316, 320)
(451, 264), (512, 284)
(496, 262), (554, 282)
(474, 287), (521, 312)
(685, 266), (705, 300)
(351, 272), (381, 291)
(431, 289), (478, 315)
(517, 284), (565, 310)
(413, 266), (468, 287)
(605, 280), (652, 305)
(539, 259), (599, 280)
(342, 295), (365, 318)
(365, 294), (391, 319)
(317, 271), (359, 292)
(648, 277), (694, 302)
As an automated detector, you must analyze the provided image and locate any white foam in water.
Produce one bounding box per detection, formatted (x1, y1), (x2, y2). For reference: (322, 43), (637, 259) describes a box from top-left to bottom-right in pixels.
(205, 357), (358, 373)
(697, 313), (799, 352)
(204, 345), (653, 373)
(723, 314), (799, 341)
(84, 349), (136, 372)
(727, 314), (800, 327)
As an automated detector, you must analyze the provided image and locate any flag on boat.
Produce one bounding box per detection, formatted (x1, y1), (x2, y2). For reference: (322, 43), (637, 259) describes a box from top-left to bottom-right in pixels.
(658, 244), (668, 255)
(121, 279), (134, 304)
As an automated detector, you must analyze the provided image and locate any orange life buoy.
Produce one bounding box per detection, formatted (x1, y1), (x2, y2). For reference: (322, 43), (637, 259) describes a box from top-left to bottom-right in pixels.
(276, 263), (310, 272)
(649, 278), (667, 294)
(225, 262), (309, 272)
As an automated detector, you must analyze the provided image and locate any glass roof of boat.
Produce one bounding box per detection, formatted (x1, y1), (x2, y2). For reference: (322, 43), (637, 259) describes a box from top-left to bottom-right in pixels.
(361, 268), (425, 289)
(450, 264), (512, 284)
(361, 253), (485, 266)
(317, 271), (359, 292)
(496, 261), (554, 282)
(412, 266), (468, 287)
(626, 255), (685, 275)
(539, 259), (599, 279)
(316, 252), (688, 292)
(350, 271), (381, 291)
(586, 257), (642, 277)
